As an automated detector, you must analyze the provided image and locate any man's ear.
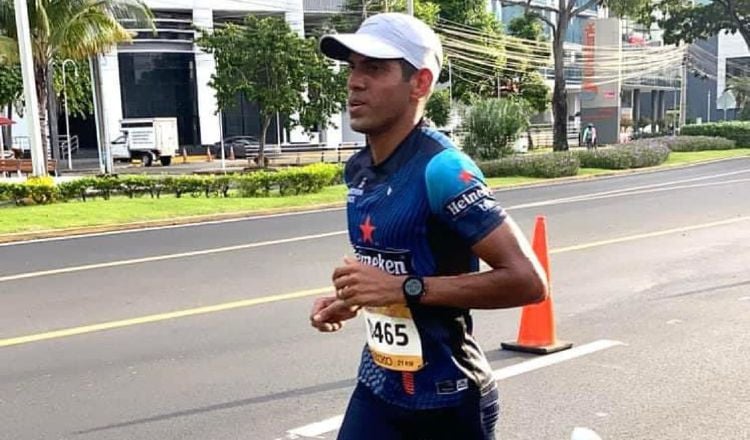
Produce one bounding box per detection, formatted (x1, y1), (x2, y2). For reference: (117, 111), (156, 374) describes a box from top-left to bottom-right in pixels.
(410, 69), (434, 101)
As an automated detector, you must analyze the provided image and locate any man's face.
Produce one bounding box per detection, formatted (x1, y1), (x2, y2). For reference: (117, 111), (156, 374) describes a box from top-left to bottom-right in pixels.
(346, 53), (414, 135)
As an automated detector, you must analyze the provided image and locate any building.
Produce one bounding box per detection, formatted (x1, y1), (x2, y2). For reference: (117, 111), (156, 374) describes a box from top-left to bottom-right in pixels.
(100, 0), (306, 151)
(686, 32), (749, 123)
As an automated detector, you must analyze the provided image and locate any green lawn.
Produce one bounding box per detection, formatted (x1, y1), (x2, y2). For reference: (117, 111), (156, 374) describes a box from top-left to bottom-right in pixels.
(1, 149), (748, 236)
(0, 186), (348, 235)
(665, 148), (750, 165)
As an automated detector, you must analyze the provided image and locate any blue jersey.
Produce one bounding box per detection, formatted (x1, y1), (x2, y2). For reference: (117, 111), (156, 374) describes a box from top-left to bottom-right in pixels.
(345, 124), (507, 410)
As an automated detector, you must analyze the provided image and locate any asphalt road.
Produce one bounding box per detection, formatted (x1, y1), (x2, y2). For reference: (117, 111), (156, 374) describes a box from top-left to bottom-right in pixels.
(1, 158), (749, 440)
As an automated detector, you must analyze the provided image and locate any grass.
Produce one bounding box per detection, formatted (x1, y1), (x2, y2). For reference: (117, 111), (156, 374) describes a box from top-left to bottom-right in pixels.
(2, 148), (748, 236)
(664, 148), (750, 166)
(0, 186), (348, 235)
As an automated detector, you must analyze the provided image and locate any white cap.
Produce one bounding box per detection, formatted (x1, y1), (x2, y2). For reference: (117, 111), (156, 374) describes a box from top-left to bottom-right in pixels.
(320, 13), (443, 85)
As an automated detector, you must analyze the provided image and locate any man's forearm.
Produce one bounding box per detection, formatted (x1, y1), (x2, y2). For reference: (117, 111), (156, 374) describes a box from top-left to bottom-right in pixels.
(421, 267), (547, 309)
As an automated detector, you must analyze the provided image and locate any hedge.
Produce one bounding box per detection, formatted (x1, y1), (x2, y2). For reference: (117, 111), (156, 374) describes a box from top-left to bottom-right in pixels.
(661, 136), (736, 152)
(680, 121), (750, 146)
(0, 163), (344, 206)
(575, 139), (671, 169)
(479, 152), (580, 178)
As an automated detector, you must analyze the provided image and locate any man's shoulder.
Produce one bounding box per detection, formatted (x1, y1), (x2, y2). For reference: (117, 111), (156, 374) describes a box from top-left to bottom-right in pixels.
(416, 127), (458, 156)
(344, 146), (370, 184)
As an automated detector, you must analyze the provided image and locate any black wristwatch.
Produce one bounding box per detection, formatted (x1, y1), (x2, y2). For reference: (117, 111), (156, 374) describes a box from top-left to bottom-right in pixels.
(402, 276), (425, 306)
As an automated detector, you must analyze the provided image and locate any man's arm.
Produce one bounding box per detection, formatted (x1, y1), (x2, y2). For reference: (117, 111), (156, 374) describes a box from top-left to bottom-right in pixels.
(332, 216), (547, 310)
(421, 217), (548, 309)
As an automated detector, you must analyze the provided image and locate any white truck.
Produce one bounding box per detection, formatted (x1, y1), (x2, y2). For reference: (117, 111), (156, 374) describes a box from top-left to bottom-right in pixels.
(111, 118), (179, 167)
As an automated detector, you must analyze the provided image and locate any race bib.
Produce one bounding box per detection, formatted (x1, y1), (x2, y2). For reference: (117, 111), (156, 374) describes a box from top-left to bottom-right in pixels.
(363, 305), (424, 372)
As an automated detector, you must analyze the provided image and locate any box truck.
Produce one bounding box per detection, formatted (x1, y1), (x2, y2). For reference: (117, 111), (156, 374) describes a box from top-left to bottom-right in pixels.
(111, 118), (179, 166)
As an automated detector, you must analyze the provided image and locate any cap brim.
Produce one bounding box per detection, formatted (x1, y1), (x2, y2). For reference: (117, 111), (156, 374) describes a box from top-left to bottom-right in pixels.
(320, 33), (406, 62)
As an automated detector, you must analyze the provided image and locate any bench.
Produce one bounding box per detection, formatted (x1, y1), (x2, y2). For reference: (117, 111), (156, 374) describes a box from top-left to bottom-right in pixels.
(0, 159), (58, 176)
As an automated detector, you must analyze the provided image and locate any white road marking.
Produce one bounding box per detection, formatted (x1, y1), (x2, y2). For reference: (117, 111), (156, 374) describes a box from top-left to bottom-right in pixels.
(285, 415), (345, 439)
(666, 319), (683, 325)
(3, 166), (748, 248)
(283, 340), (624, 439)
(492, 339), (625, 380)
(739, 296), (750, 302)
(571, 427), (603, 440)
(0, 231), (347, 283)
(508, 177), (750, 210)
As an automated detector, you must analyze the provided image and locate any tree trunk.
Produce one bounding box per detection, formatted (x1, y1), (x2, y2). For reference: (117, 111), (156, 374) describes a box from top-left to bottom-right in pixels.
(2, 104), (11, 151)
(552, 17), (570, 151)
(256, 115), (272, 168)
(35, 62), (49, 159)
(47, 67), (61, 162)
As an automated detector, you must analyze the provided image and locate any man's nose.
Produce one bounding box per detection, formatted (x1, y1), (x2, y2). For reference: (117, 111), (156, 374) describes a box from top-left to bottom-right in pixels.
(348, 70), (365, 91)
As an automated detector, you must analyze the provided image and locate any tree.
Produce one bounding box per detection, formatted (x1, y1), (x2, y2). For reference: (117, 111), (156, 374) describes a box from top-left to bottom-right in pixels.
(505, 14), (550, 114)
(197, 16), (347, 167)
(462, 97), (532, 160)
(500, 0), (647, 151)
(426, 89), (451, 127)
(726, 76), (750, 120)
(0, 0), (151, 161)
(0, 62), (22, 148)
(653, 0), (750, 50)
(52, 58), (93, 119)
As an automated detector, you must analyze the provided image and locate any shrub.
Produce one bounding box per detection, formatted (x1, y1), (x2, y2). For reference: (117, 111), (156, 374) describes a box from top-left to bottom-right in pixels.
(426, 89), (451, 128)
(479, 152), (580, 178)
(119, 175), (156, 198)
(661, 136), (736, 152)
(681, 121), (750, 146)
(163, 176), (205, 198)
(91, 175), (120, 200)
(462, 98), (532, 160)
(575, 139), (670, 169)
(25, 176), (58, 204)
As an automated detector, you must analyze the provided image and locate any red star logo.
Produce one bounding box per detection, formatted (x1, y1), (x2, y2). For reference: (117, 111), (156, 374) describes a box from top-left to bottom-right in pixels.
(359, 215), (376, 244)
(459, 170), (474, 184)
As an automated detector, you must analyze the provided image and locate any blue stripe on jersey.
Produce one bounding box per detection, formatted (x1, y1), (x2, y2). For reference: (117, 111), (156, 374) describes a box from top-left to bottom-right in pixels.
(425, 147), (506, 246)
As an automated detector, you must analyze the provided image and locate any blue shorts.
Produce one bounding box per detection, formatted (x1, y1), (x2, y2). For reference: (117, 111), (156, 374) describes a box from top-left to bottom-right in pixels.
(337, 382), (500, 440)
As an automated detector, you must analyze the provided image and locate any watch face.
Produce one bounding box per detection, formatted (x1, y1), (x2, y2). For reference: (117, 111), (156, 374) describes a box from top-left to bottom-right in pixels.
(404, 278), (423, 297)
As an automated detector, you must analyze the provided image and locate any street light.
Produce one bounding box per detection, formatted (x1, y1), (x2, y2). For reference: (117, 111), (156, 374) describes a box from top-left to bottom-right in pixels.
(59, 59), (79, 170)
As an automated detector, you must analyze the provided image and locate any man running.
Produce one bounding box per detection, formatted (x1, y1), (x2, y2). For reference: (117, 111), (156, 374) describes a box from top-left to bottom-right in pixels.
(310, 13), (548, 440)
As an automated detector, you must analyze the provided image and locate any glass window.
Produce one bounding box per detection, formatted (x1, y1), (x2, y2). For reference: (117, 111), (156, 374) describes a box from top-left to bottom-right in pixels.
(118, 52), (201, 146)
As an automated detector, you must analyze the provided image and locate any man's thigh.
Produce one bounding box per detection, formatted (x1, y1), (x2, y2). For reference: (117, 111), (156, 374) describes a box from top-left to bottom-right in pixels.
(414, 387), (500, 440)
(337, 383), (406, 440)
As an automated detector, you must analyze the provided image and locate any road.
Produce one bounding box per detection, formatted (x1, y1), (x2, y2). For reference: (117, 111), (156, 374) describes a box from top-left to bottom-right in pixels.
(1, 158), (749, 440)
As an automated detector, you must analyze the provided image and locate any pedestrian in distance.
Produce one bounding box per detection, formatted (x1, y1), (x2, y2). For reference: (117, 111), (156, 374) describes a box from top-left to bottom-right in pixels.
(309, 13), (549, 440)
(582, 123), (597, 150)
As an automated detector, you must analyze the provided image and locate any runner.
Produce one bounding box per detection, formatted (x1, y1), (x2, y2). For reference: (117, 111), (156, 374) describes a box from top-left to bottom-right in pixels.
(310, 13), (548, 440)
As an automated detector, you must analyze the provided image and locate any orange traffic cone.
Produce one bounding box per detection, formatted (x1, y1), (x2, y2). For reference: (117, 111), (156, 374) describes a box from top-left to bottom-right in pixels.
(501, 216), (573, 354)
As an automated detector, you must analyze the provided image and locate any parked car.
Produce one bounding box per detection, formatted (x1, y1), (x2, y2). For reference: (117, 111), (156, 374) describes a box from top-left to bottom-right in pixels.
(213, 136), (281, 164)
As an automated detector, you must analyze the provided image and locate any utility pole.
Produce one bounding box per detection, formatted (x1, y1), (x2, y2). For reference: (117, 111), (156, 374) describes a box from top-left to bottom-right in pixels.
(679, 53), (687, 131)
(407, 0), (414, 16)
(13, 0), (46, 176)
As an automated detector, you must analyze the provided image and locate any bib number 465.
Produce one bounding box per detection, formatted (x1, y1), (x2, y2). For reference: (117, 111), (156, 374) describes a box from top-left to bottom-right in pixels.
(367, 318), (409, 346)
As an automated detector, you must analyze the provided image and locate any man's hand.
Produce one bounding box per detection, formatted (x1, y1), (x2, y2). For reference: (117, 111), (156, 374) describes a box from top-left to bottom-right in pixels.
(332, 256), (405, 307)
(310, 296), (360, 333)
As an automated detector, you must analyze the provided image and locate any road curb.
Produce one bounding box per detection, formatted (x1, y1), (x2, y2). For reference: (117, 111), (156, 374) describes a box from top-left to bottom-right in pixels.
(1, 156), (747, 244)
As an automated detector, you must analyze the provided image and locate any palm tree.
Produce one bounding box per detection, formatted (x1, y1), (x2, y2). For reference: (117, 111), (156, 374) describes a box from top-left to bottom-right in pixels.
(726, 76), (750, 118)
(0, 0), (152, 156)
